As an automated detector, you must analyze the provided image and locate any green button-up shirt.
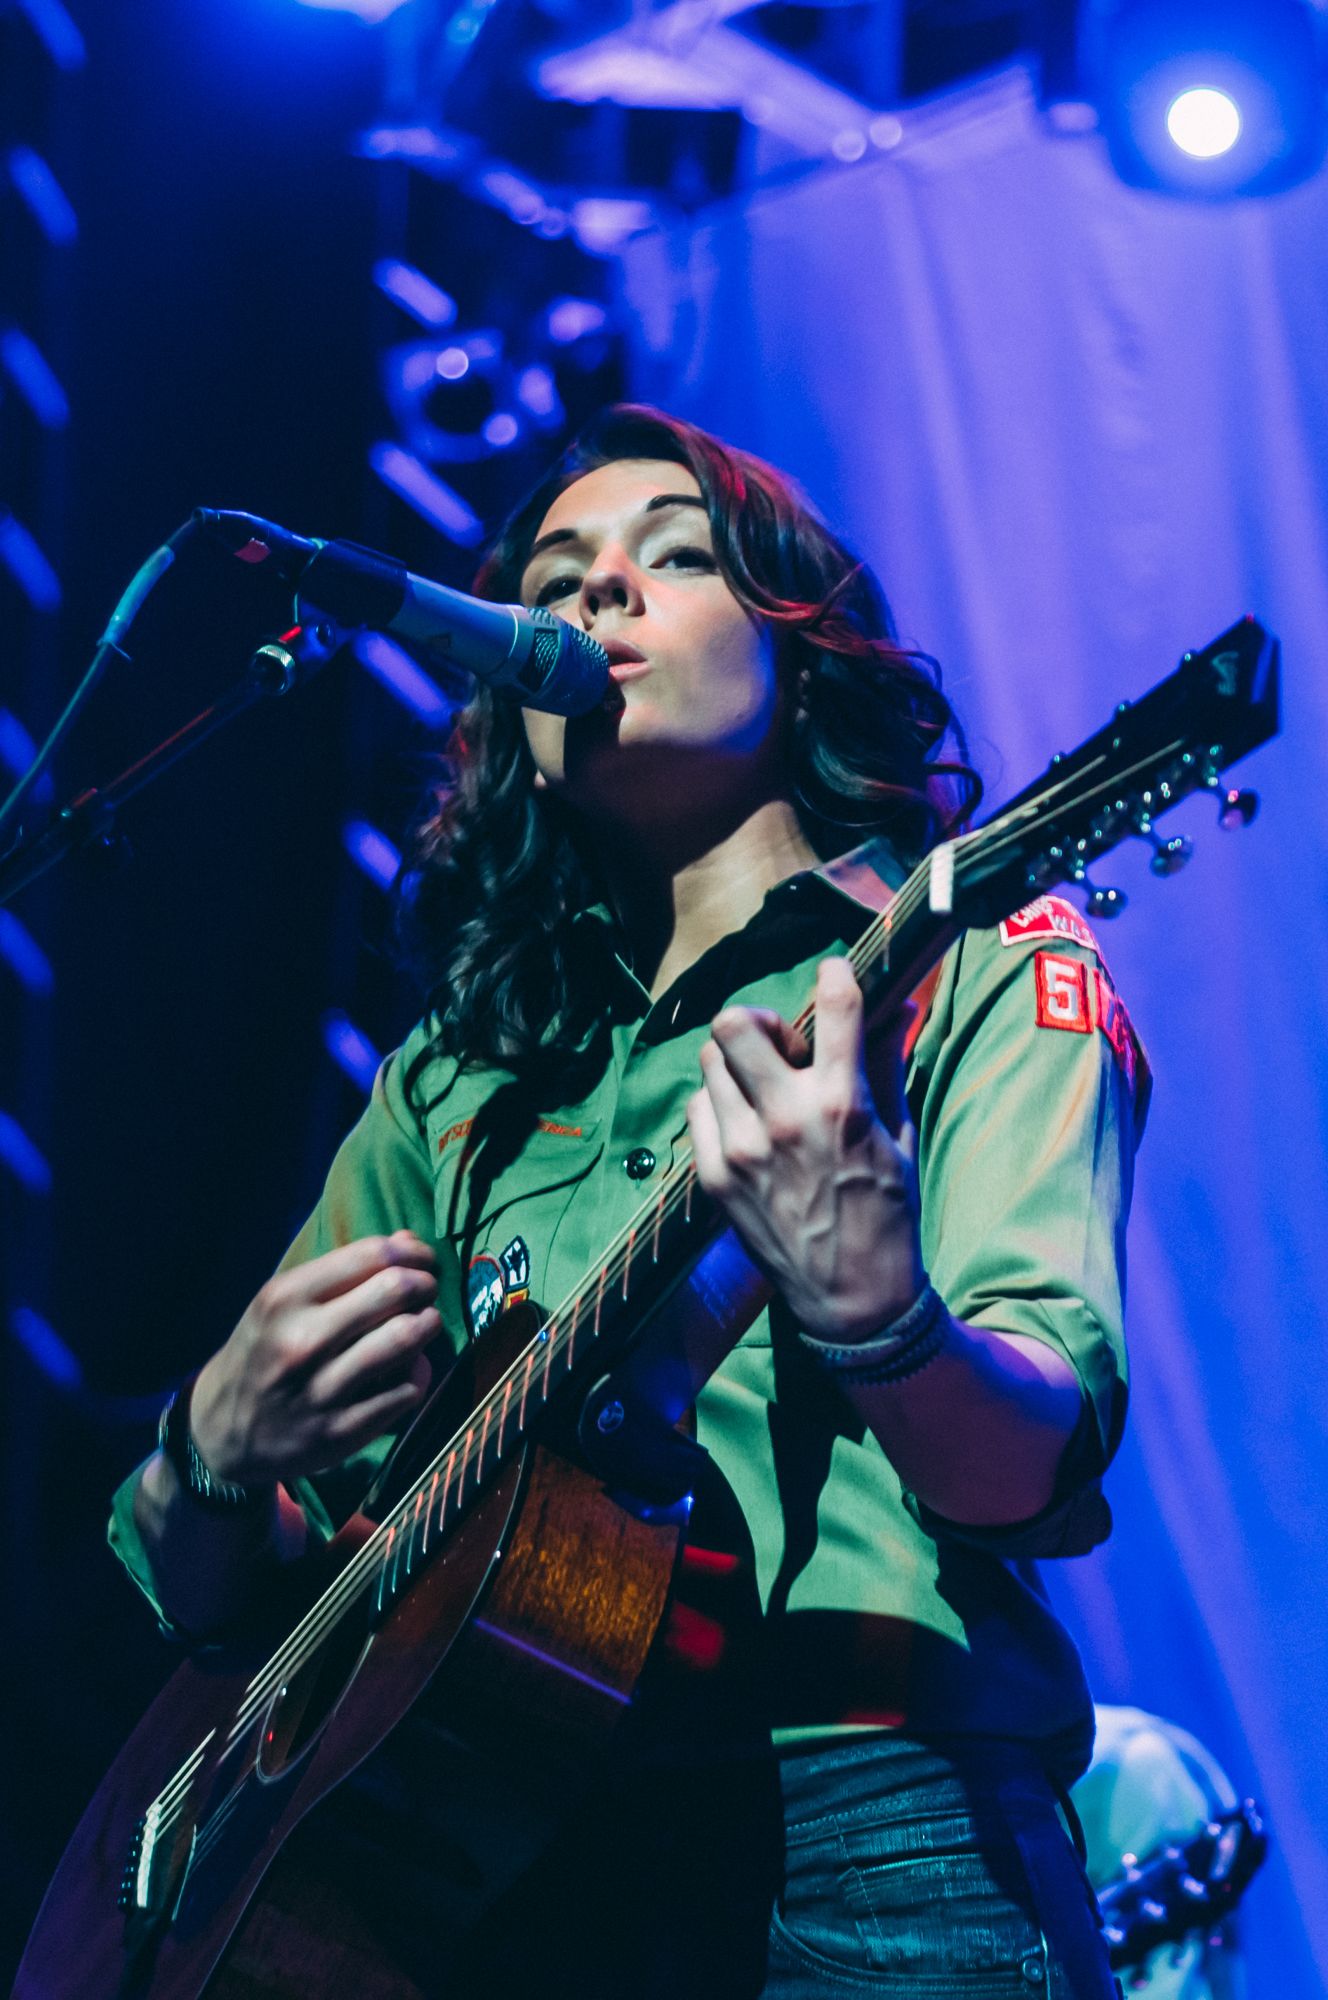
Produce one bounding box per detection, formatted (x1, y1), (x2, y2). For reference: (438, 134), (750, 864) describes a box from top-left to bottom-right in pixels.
(110, 848), (1146, 1782)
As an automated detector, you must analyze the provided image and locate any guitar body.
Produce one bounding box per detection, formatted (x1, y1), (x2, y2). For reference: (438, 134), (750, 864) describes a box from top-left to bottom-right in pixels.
(15, 1305), (685, 2000)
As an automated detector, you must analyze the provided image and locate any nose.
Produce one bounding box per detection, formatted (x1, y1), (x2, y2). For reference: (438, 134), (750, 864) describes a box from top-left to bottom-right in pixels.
(579, 544), (644, 627)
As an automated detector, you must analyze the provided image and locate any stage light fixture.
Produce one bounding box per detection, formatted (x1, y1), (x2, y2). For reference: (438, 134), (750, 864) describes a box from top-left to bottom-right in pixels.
(383, 331), (526, 464)
(1084, 0), (1328, 197)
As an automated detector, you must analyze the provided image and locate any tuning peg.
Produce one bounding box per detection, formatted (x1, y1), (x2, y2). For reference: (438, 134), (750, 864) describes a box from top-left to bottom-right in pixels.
(1218, 787), (1259, 831)
(1067, 858), (1128, 918)
(1084, 882), (1128, 919)
(1132, 810), (1193, 876)
(1148, 833), (1193, 877)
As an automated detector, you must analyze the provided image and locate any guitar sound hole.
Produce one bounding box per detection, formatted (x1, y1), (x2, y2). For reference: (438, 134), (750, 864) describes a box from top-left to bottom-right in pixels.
(256, 1621), (372, 1781)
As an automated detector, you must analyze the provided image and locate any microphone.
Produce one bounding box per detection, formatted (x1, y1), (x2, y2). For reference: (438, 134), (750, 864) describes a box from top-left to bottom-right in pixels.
(193, 508), (610, 716)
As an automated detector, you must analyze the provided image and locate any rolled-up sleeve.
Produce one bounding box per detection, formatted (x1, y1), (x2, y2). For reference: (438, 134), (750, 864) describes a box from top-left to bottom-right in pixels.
(902, 918), (1149, 1556)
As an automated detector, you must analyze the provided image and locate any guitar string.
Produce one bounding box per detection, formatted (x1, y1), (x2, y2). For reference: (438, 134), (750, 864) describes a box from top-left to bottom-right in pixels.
(146, 735), (1187, 1836)
(146, 737), (1160, 1834)
(146, 829), (949, 1830)
(217, 731), (1193, 1714)
(148, 735), (1172, 1835)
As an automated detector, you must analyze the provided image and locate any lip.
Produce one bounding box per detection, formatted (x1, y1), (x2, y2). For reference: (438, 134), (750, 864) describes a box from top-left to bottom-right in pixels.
(599, 638), (647, 667)
(607, 660), (651, 683)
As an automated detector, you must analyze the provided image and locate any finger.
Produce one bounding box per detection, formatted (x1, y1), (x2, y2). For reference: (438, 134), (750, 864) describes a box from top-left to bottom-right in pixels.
(310, 1306), (442, 1409)
(709, 1007), (802, 1120)
(698, 1038), (772, 1166)
(292, 1231), (438, 1308)
(864, 1002), (917, 1137)
(748, 1008), (812, 1069)
(686, 1080), (730, 1193)
(810, 957), (865, 1095)
(315, 1356), (433, 1464)
(302, 1261), (441, 1364)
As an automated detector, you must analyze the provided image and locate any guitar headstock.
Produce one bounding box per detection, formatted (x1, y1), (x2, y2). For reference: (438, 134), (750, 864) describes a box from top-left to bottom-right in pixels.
(1097, 1799), (1269, 1970)
(951, 616), (1280, 928)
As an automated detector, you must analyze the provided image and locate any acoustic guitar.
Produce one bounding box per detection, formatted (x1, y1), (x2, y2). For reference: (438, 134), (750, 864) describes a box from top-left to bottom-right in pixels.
(13, 618), (1279, 1999)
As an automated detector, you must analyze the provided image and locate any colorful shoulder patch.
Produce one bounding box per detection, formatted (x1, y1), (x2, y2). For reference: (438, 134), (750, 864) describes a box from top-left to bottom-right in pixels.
(1000, 894), (1102, 960)
(1033, 951), (1142, 1093)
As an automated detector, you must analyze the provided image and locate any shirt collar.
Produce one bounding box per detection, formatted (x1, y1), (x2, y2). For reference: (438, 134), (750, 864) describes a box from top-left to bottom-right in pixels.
(571, 834), (909, 1039)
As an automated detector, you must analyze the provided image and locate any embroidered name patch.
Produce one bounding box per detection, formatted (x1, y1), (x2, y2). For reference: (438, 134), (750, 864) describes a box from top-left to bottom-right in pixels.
(438, 1115), (584, 1156)
(1001, 895), (1102, 959)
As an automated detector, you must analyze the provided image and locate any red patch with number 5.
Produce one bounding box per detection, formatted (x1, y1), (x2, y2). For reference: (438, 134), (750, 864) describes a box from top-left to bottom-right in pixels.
(1035, 951), (1092, 1032)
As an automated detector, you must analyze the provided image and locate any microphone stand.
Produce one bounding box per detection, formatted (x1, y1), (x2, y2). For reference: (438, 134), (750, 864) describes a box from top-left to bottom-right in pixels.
(0, 621), (342, 909)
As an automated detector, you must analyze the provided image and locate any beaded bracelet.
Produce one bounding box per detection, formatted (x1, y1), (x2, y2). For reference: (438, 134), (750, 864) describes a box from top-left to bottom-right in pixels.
(799, 1282), (950, 1386)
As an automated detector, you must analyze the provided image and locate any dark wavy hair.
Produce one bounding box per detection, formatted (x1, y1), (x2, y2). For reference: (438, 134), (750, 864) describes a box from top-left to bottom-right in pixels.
(399, 405), (981, 1087)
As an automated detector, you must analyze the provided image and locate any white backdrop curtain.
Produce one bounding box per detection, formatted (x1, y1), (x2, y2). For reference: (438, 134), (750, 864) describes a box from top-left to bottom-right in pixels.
(620, 67), (1328, 1994)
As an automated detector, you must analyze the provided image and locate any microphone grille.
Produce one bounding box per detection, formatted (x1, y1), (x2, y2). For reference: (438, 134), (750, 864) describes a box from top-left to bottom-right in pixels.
(523, 612), (610, 716)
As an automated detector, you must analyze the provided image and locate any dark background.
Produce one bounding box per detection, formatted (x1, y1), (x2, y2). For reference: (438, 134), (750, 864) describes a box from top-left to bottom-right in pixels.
(3, 1), (433, 1971)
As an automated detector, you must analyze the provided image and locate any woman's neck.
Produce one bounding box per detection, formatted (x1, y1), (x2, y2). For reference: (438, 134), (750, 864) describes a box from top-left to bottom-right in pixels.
(588, 795), (821, 1001)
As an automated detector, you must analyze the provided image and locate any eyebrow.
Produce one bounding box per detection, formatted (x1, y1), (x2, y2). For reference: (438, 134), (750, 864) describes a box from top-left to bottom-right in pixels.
(524, 493), (708, 564)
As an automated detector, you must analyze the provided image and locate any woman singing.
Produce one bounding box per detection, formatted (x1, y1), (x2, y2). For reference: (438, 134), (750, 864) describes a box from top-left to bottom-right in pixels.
(112, 405), (1144, 1996)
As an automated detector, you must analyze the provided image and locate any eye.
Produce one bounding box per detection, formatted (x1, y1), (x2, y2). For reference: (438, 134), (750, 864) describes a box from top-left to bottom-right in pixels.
(657, 545), (715, 572)
(532, 571), (581, 606)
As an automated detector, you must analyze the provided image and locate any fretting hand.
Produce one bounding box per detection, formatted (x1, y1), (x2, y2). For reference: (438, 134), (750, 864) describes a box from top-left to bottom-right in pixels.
(687, 955), (924, 1343)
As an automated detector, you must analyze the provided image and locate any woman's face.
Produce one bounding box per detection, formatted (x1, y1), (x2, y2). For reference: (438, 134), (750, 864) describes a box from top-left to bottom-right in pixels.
(517, 458), (783, 824)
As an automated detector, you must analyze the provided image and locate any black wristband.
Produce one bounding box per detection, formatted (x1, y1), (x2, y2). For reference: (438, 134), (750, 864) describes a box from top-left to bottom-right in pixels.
(157, 1375), (270, 1514)
(799, 1283), (950, 1386)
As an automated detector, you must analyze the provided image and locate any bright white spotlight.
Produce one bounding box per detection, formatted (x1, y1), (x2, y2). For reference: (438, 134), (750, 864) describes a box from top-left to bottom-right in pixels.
(1166, 86), (1241, 158)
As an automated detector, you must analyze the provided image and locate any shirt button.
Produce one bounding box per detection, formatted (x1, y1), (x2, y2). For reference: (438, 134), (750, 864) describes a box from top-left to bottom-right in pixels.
(623, 1146), (657, 1180)
(1019, 1951), (1046, 1987)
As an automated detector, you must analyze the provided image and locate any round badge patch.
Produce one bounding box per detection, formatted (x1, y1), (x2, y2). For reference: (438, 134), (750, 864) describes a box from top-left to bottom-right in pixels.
(466, 1235), (531, 1335)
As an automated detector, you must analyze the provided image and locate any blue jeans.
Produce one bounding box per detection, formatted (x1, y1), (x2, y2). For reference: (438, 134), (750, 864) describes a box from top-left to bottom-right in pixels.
(416, 1731), (1119, 1997)
(766, 1734), (1118, 1997)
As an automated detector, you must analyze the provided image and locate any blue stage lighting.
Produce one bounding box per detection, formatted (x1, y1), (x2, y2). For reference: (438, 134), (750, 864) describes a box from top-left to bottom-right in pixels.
(1088, 0), (1328, 196)
(368, 442), (484, 546)
(0, 328), (69, 430)
(0, 512), (60, 612)
(321, 1010), (381, 1094)
(373, 259), (457, 331)
(5, 145), (77, 243)
(0, 1110), (52, 1194)
(351, 631), (458, 727)
(9, 1306), (82, 1391)
(0, 910), (54, 994)
(342, 817), (402, 888)
(0, 709), (54, 801)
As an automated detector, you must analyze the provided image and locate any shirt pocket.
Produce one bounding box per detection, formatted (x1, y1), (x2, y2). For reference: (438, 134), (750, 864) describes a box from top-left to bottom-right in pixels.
(445, 1119), (604, 1336)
